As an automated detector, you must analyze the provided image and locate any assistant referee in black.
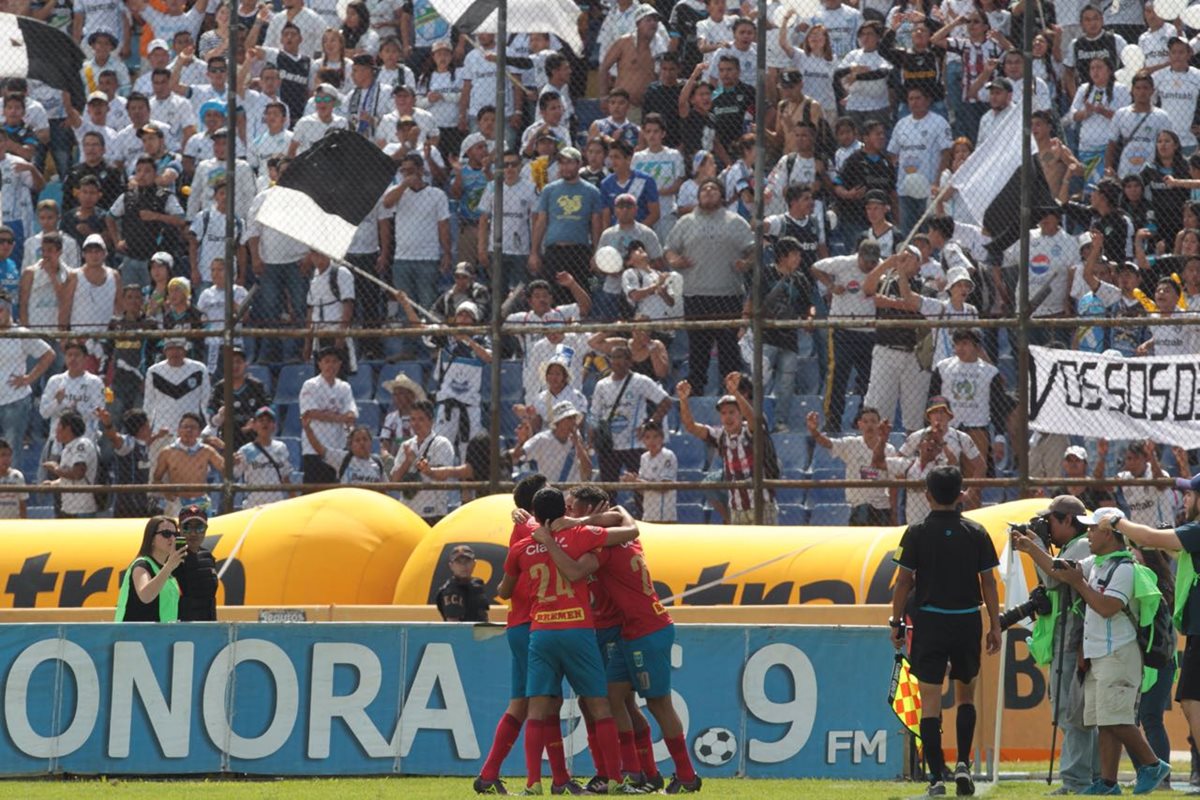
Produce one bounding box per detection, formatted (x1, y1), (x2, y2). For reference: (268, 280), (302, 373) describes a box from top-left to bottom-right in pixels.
(890, 466), (1001, 797)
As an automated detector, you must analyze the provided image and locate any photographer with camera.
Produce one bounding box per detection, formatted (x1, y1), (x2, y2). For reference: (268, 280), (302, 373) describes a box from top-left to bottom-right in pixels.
(1098, 474), (1200, 786)
(889, 466), (1001, 797)
(1022, 507), (1170, 795)
(1010, 496), (1099, 794)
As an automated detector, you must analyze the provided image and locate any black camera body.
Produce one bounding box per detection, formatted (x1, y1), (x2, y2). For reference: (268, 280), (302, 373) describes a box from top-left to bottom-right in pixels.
(999, 584), (1053, 631)
(1010, 516), (1052, 550)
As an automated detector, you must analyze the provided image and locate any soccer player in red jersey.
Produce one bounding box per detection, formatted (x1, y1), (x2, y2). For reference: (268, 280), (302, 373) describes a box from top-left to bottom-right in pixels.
(475, 473), (548, 795)
(565, 485), (664, 793)
(537, 493), (702, 795)
(498, 487), (636, 795)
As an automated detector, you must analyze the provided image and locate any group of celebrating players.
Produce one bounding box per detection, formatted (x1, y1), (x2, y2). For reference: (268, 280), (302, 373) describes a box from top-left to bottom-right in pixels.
(472, 473), (700, 795)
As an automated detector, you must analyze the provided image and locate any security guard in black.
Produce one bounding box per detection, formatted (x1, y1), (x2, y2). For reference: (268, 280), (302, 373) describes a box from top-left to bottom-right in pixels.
(435, 545), (491, 622)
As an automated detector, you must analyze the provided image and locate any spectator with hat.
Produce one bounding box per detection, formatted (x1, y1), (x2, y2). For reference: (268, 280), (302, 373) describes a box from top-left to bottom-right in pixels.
(435, 545), (490, 622)
(451, 131), (491, 266)
(833, 119), (897, 252)
(379, 372), (426, 457)
(511, 400), (592, 483)
(432, 261), (491, 323)
(144, 335), (209, 451)
(60, 233), (122, 367)
(233, 406), (294, 507)
(595, 194), (663, 321)
(380, 83), (438, 147)
(289, 82), (349, 156)
(299, 345), (358, 486)
(975, 77), (1015, 145)
(1046, 444), (1110, 511)
(530, 145), (605, 306)
(187, 129), (256, 220)
(899, 395), (986, 493)
(519, 92), (570, 159)
(64, 92), (118, 155)
(174, 503), (219, 622)
(514, 352), (590, 436)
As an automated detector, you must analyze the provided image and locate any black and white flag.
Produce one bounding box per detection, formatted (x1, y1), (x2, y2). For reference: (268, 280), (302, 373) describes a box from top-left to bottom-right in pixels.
(428, 0), (583, 54)
(0, 13), (85, 112)
(949, 108), (1056, 255)
(254, 129), (395, 260)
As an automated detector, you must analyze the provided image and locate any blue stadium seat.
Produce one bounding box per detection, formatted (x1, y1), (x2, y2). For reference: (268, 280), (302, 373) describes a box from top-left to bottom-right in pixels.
(809, 445), (843, 473)
(778, 504), (810, 525)
(277, 437), (302, 466)
(346, 368), (375, 401)
(670, 434), (709, 470)
(27, 506), (54, 519)
(782, 465), (809, 480)
(771, 432), (810, 470)
(809, 503), (851, 526)
(247, 364), (273, 394)
(888, 431), (909, 450)
(786, 394), (825, 430)
(685, 399), (722, 429)
(677, 504), (708, 524)
(274, 364), (313, 404)
(279, 403), (302, 437)
(806, 486), (846, 505)
(375, 361), (426, 404)
(356, 401), (381, 433)
(840, 394), (863, 432)
(16, 448), (41, 484)
(796, 358), (821, 396)
(500, 361), (525, 402)
(774, 486), (806, 506)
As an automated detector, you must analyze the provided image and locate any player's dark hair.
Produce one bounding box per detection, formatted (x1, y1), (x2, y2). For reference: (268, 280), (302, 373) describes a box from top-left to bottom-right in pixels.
(513, 473), (548, 512)
(569, 484), (609, 512)
(532, 486), (567, 523)
(784, 184), (811, 206)
(926, 466), (963, 505)
(123, 409), (148, 435)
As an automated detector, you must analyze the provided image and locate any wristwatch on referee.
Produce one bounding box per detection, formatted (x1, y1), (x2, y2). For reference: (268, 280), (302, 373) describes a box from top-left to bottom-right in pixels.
(888, 617), (904, 630)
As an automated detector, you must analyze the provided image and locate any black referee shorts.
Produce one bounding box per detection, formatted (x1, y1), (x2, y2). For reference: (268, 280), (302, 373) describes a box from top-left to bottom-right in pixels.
(909, 609), (983, 685)
(1176, 635), (1200, 702)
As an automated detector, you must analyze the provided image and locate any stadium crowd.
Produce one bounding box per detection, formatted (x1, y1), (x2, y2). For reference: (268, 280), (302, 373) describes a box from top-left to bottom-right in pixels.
(0, 0), (1196, 524)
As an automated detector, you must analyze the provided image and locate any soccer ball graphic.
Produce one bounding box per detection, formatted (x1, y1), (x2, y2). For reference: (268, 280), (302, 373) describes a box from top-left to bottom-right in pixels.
(693, 727), (738, 767)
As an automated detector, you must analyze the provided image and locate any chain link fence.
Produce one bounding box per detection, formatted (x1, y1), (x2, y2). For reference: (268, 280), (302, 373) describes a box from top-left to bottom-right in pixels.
(0, 0), (1194, 527)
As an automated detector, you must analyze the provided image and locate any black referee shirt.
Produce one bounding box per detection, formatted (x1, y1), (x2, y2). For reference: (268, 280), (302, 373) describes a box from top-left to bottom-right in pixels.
(894, 509), (999, 612)
(436, 577), (491, 622)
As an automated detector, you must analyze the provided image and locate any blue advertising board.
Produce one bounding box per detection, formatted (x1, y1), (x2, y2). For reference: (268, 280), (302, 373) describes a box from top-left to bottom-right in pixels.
(0, 623), (903, 778)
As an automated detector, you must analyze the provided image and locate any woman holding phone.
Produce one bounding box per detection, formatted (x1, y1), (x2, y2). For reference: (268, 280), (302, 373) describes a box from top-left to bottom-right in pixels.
(114, 516), (186, 622)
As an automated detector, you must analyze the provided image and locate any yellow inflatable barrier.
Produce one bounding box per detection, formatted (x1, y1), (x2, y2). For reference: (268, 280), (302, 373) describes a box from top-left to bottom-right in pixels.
(0, 489), (430, 609)
(392, 495), (1048, 605)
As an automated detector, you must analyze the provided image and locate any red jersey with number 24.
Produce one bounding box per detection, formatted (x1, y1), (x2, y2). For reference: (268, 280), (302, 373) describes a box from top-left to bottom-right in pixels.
(506, 517), (540, 627)
(596, 540), (672, 639)
(505, 525), (606, 630)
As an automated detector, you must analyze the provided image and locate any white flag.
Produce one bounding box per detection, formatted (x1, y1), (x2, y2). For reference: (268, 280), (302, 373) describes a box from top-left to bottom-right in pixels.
(998, 541), (1032, 631)
(948, 108), (1024, 225)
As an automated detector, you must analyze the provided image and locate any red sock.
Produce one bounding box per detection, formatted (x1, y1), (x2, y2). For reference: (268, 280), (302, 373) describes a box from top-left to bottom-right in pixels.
(585, 718), (600, 776)
(619, 730), (639, 775)
(523, 718), (545, 787)
(544, 718), (571, 786)
(634, 726), (659, 778)
(594, 717), (622, 781)
(664, 734), (697, 782)
(480, 713), (522, 781)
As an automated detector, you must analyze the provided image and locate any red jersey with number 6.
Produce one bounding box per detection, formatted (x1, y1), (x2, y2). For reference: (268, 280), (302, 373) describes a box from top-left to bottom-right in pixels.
(504, 525), (607, 630)
(506, 517), (540, 627)
(596, 540), (672, 639)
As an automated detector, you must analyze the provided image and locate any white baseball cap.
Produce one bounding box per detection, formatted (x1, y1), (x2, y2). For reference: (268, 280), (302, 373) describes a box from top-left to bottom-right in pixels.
(1077, 507), (1126, 527)
(82, 233), (107, 252)
(1064, 445), (1088, 461)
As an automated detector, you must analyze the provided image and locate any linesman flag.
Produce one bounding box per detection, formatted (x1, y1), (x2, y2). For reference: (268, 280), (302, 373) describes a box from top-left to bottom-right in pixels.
(889, 653), (921, 740)
(0, 13), (86, 111)
(254, 129), (395, 260)
(427, 0), (584, 55)
(948, 108), (1056, 256)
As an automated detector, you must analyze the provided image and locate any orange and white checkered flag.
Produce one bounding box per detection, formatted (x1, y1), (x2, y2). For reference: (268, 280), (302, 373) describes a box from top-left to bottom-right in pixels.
(889, 653), (921, 741)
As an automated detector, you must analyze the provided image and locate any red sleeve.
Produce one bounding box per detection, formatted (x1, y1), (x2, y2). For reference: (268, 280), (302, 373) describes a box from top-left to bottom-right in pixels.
(504, 542), (522, 577)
